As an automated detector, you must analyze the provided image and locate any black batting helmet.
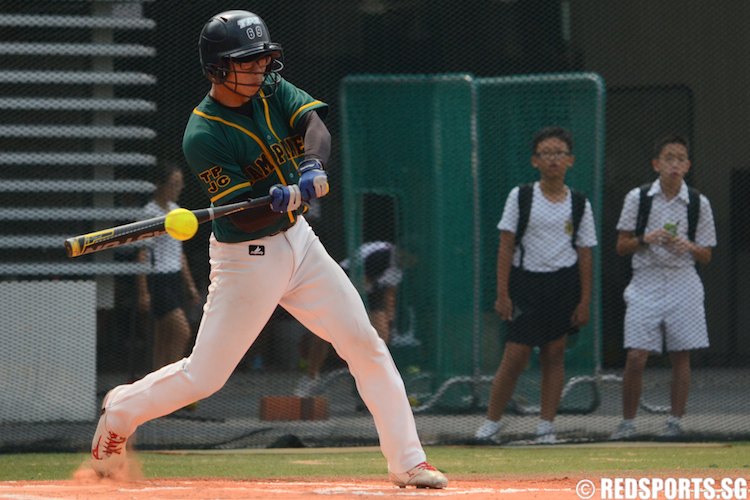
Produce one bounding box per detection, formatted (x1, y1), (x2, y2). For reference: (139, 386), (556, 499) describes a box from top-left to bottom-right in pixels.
(199, 10), (283, 88)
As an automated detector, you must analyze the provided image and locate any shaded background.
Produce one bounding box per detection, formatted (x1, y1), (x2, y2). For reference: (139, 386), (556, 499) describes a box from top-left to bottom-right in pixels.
(1, 0), (748, 450)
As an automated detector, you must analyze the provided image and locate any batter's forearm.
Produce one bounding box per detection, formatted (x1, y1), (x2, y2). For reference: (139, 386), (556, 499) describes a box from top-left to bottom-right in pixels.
(299, 111), (331, 165)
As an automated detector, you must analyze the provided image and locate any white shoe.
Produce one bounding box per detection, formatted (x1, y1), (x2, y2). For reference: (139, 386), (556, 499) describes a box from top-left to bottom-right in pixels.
(534, 420), (556, 444)
(90, 391), (128, 477)
(389, 461), (448, 489)
(610, 420), (636, 440)
(294, 375), (321, 397)
(474, 419), (502, 440)
(661, 418), (683, 437)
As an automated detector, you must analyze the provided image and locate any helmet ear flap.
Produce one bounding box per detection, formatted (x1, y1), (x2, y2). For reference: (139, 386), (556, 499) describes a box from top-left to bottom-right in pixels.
(205, 61), (229, 84)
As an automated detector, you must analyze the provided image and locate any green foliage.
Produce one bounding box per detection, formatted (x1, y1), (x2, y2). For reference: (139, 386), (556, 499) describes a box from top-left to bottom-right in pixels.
(1, 444), (749, 481)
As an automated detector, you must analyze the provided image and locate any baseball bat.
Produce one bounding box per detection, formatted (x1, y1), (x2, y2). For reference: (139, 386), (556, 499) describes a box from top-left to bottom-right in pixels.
(65, 195), (272, 258)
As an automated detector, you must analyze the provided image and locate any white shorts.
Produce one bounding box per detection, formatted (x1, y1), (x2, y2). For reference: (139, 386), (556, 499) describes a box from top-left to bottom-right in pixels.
(623, 266), (709, 354)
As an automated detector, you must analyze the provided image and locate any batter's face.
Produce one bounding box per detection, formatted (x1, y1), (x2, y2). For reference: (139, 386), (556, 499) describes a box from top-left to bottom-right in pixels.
(225, 56), (271, 93)
(214, 55), (273, 105)
(531, 137), (574, 181)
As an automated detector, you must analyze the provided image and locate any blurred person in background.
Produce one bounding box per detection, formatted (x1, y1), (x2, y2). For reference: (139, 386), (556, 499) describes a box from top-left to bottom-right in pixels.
(475, 126), (597, 444)
(136, 162), (201, 370)
(610, 134), (716, 440)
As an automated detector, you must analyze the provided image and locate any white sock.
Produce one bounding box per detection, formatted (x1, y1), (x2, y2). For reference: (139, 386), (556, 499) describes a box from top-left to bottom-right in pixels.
(622, 418), (635, 426)
(666, 415), (681, 425)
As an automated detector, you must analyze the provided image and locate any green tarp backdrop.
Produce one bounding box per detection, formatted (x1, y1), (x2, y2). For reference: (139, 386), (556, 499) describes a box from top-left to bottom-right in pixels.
(340, 72), (605, 413)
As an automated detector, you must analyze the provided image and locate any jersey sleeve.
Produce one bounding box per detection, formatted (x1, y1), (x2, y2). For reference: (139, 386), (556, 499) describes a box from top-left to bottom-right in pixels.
(497, 186), (520, 232)
(616, 187), (640, 232)
(182, 123), (256, 205)
(576, 200), (598, 247)
(274, 78), (329, 129)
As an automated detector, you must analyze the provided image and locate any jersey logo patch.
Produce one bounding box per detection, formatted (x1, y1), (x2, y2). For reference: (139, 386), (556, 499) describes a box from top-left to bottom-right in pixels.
(248, 245), (265, 256)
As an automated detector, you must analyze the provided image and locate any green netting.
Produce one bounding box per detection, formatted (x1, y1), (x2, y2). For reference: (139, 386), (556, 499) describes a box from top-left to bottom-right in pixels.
(475, 73), (605, 413)
(340, 75), (478, 401)
(340, 73), (605, 413)
(476, 72), (605, 369)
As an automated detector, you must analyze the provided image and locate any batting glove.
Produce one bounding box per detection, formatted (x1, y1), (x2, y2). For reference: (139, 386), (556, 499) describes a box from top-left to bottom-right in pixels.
(269, 184), (302, 213)
(298, 159), (329, 202)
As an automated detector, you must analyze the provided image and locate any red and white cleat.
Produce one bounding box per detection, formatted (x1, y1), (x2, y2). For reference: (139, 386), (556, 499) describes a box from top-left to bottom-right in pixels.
(90, 392), (128, 477)
(389, 461), (448, 489)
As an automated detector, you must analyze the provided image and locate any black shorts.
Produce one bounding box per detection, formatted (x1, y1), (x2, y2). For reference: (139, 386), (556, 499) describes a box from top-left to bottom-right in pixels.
(505, 264), (580, 347)
(367, 285), (388, 311)
(147, 272), (184, 319)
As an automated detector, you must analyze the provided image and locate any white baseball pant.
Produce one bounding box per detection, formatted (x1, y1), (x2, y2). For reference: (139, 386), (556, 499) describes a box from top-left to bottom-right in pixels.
(102, 216), (425, 473)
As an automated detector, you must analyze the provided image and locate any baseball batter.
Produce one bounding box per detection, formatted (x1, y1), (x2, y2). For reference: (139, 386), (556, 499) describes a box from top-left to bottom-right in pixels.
(90, 10), (447, 489)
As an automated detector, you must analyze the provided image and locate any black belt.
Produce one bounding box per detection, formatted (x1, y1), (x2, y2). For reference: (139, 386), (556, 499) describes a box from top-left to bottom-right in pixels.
(266, 221), (295, 237)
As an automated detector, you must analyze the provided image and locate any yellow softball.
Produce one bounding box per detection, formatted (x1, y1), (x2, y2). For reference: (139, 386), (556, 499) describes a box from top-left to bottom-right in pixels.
(164, 208), (198, 241)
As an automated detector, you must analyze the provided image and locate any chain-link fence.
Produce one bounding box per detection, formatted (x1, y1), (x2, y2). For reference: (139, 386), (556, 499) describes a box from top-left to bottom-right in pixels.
(1, 0), (747, 452)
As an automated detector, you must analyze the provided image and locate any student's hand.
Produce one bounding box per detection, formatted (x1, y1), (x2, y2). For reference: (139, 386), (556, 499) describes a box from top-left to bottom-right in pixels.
(645, 228), (674, 246)
(495, 294), (513, 321)
(571, 302), (590, 328)
(664, 236), (693, 255)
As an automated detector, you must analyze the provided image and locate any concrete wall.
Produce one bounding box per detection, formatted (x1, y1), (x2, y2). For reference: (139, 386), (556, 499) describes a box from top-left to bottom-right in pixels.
(570, 1), (750, 359)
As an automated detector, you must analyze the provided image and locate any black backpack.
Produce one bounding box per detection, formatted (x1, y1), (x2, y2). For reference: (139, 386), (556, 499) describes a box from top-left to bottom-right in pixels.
(515, 183), (587, 269)
(635, 183), (700, 242)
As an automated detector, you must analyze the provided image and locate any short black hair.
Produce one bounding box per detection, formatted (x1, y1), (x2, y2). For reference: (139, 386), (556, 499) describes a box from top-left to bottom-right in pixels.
(531, 126), (574, 154)
(364, 248), (391, 280)
(653, 134), (690, 159)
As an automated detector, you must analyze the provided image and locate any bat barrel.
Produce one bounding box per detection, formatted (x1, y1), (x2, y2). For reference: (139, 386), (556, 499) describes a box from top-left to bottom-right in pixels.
(64, 195), (272, 258)
(65, 217), (166, 258)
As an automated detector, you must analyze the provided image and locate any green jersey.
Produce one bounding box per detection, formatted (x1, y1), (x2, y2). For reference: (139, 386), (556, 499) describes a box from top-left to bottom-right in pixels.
(182, 78), (328, 242)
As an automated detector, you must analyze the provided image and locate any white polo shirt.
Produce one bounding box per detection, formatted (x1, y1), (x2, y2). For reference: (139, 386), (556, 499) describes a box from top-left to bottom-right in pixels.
(142, 200), (183, 274)
(616, 180), (716, 270)
(498, 182), (598, 272)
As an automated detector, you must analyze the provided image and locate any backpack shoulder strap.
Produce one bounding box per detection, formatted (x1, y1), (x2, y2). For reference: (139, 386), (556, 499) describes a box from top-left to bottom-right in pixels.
(515, 183), (534, 244)
(687, 186), (700, 242)
(570, 189), (586, 248)
(515, 183), (533, 270)
(635, 183), (653, 237)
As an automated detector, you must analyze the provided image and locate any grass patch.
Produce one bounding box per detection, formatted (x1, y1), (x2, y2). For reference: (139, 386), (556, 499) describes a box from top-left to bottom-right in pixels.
(1, 443), (749, 481)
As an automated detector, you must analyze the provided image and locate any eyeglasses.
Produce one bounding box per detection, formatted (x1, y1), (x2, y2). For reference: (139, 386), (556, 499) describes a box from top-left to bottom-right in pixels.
(534, 151), (571, 160)
(659, 155), (689, 164)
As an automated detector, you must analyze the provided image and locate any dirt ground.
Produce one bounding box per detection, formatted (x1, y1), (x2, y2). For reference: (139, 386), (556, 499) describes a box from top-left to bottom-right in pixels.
(0, 476), (581, 499)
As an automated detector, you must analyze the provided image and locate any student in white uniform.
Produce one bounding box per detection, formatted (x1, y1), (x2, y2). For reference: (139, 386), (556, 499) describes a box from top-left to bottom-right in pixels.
(610, 134), (716, 440)
(475, 126), (597, 443)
